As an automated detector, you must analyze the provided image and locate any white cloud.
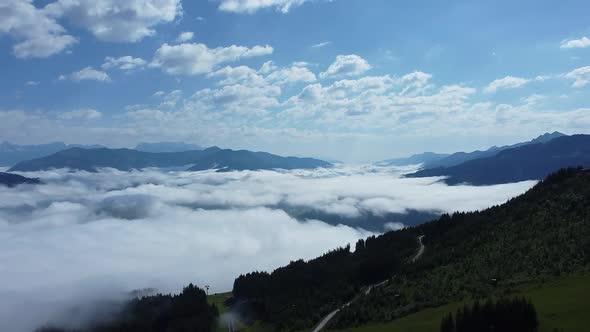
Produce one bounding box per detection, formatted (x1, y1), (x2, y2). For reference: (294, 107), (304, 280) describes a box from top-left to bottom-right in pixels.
(312, 41), (332, 48)
(209, 65), (267, 86)
(189, 84), (281, 115)
(208, 61), (316, 87)
(59, 109), (103, 121)
(217, 0), (309, 13)
(560, 36), (590, 49)
(66, 67), (111, 82)
(44, 0), (182, 43)
(563, 66), (590, 88)
(398, 71), (433, 95)
(25, 81), (39, 86)
(320, 55), (372, 79)
(102, 56), (147, 71)
(0, 0), (77, 58)
(263, 62), (317, 85)
(150, 43), (273, 75)
(484, 76), (530, 93)
(175, 31), (194, 43)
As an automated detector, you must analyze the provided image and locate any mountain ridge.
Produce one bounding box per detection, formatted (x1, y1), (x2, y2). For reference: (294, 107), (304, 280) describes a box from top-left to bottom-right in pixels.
(406, 134), (590, 185)
(9, 147), (331, 172)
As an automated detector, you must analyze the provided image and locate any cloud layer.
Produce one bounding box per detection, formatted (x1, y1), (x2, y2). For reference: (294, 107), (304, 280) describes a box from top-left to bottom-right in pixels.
(0, 165), (535, 331)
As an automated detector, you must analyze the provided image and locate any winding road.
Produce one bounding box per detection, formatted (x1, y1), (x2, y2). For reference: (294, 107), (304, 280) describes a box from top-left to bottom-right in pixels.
(411, 235), (425, 263)
(310, 235), (426, 332)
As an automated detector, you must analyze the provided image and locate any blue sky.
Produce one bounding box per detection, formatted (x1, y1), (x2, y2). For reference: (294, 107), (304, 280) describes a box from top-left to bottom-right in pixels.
(1, 0), (590, 162)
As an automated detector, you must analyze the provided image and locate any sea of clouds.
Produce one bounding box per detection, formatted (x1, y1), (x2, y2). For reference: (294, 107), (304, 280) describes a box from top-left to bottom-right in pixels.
(0, 165), (536, 331)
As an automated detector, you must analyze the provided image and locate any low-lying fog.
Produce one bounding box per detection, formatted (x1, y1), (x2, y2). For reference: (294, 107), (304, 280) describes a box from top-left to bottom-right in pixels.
(0, 165), (536, 331)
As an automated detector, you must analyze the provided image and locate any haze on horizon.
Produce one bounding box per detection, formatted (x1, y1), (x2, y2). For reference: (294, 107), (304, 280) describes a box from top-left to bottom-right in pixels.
(1, 0), (590, 162)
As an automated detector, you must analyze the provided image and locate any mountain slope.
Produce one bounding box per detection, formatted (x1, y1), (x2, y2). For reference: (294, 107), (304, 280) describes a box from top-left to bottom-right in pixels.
(0, 172), (41, 187)
(331, 167), (590, 329)
(422, 131), (566, 169)
(9, 147), (331, 172)
(232, 167), (590, 331)
(407, 134), (590, 185)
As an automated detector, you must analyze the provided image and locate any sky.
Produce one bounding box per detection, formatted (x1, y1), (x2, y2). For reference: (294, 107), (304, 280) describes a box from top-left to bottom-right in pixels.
(1, 0), (590, 162)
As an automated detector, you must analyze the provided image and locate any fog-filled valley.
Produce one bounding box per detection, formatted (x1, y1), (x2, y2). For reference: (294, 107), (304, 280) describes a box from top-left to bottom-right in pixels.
(0, 165), (535, 331)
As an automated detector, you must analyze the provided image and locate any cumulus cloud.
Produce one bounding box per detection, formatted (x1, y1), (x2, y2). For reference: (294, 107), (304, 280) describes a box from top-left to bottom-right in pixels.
(150, 43), (274, 75)
(59, 109), (103, 121)
(102, 56), (147, 71)
(0, 0), (77, 58)
(484, 76), (530, 93)
(560, 36), (590, 49)
(175, 31), (194, 43)
(563, 66), (590, 88)
(265, 63), (317, 85)
(320, 55), (372, 79)
(0, 0), (181, 58)
(62, 67), (111, 82)
(217, 0), (310, 13)
(44, 0), (182, 43)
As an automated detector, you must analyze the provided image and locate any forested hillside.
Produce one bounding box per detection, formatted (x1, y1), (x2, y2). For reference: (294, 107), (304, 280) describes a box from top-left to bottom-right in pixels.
(232, 231), (418, 330)
(233, 168), (590, 331)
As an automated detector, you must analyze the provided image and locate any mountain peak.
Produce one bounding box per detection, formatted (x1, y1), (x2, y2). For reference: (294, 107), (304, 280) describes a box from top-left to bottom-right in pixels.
(531, 131), (566, 144)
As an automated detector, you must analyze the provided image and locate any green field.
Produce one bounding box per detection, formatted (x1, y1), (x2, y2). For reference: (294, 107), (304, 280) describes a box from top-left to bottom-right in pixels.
(329, 273), (590, 332)
(208, 292), (233, 332)
(208, 292), (232, 314)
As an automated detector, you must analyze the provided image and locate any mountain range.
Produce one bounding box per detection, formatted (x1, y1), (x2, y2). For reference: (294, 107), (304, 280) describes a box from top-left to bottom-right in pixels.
(377, 132), (565, 168)
(8, 146), (332, 172)
(407, 134), (590, 185)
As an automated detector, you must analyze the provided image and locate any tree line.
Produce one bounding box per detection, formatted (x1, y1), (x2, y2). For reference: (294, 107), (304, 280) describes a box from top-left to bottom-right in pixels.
(36, 284), (219, 332)
(440, 297), (538, 332)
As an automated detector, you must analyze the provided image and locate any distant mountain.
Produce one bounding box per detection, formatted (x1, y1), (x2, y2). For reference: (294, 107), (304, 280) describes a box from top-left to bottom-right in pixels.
(9, 147), (221, 172)
(187, 149), (332, 172)
(9, 147), (331, 172)
(0, 172), (41, 187)
(376, 152), (450, 167)
(407, 134), (590, 185)
(422, 131), (566, 169)
(134, 141), (203, 153)
(0, 141), (105, 166)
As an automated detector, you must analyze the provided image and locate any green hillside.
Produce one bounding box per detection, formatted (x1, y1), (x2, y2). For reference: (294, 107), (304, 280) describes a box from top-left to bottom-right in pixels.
(330, 273), (590, 332)
(232, 168), (590, 332)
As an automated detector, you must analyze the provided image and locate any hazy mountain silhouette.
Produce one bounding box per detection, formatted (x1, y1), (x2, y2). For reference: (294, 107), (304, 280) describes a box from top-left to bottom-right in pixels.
(9, 147), (331, 172)
(407, 135), (590, 185)
(422, 131), (566, 169)
(0, 141), (105, 166)
(187, 149), (332, 172)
